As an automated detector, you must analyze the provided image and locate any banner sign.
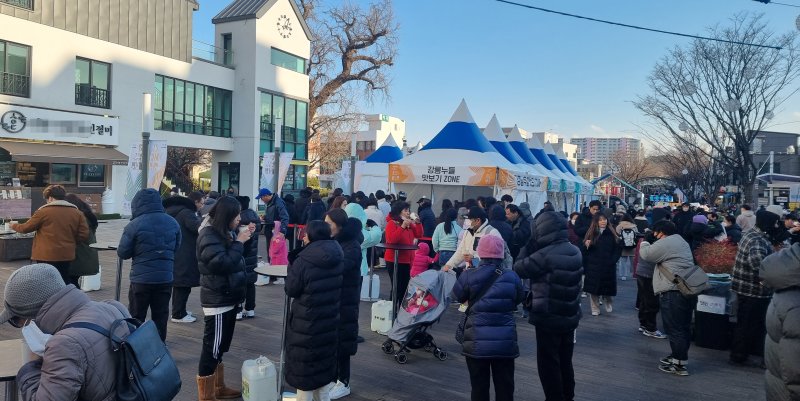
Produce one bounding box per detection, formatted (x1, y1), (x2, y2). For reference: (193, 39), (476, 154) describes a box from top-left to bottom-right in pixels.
(789, 184), (800, 203)
(389, 164), (547, 192)
(0, 104), (119, 146)
(260, 152), (294, 195)
(123, 140), (167, 215)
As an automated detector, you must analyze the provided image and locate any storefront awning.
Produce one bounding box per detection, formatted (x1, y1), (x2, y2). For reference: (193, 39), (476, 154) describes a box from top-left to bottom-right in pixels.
(0, 141), (128, 165)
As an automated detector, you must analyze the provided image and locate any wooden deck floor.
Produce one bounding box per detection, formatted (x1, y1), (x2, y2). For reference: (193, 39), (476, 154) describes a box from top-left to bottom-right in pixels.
(0, 222), (766, 400)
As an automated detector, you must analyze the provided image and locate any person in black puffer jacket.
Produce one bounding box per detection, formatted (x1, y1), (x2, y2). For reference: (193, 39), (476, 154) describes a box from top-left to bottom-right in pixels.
(302, 193), (327, 225)
(163, 195), (201, 323)
(488, 203), (513, 245)
(196, 196), (252, 400)
(453, 234), (524, 401)
(324, 209), (364, 398)
(236, 196), (261, 320)
(514, 211), (583, 401)
(285, 221), (344, 399)
(416, 198), (437, 238)
(581, 213), (621, 316)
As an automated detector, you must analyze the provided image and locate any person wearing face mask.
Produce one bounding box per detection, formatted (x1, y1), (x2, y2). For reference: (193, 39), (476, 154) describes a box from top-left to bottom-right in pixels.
(3, 263), (131, 401)
(723, 215), (743, 244)
(672, 203), (694, 243)
(729, 209), (779, 368)
(384, 201), (423, 311)
(443, 207), (504, 273)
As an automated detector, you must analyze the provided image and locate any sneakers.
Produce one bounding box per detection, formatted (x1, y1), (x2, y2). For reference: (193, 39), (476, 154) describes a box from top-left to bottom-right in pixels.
(236, 310), (255, 320)
(642, 329), (668, 339)
(236, 311), (244, 321)
(604, 302), (613, 313)
(329, 381), (351, 399)
(659, 361), (689, 376)
(620, 276), (627, 281)
(171, 314), (197, 323)
(273, 278), (285, 285)
(581, 292), (587, 298)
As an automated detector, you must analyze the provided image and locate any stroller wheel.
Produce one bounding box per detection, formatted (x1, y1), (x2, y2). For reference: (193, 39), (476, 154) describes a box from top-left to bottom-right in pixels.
(434, 349), (448, 361)
(395, 352), (408, 364)
(381, 341), (394, 355)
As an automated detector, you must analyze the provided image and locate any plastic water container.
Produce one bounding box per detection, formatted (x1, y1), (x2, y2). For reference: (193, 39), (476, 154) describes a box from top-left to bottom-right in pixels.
(80, 266), (102, 292)
(241, 356), (277, 401)
(360, 274), (380, 301)
(371, 300), (393, 335)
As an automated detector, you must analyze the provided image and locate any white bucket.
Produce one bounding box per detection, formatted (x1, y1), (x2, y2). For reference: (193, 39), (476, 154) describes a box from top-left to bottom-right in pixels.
(370, 300), (392, 335)
(80, 266), (102, 292)
(241, 356), (277, 401)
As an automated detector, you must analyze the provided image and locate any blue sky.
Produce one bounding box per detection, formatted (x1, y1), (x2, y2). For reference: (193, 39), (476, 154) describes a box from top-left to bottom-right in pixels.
(193, 0), (800, 149)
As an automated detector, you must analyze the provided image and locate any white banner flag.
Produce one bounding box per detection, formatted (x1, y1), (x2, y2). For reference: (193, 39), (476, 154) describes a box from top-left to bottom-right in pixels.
(122, 140), (168, 215)
(277, 152), (294, 193)
(261, 152), (295, 195)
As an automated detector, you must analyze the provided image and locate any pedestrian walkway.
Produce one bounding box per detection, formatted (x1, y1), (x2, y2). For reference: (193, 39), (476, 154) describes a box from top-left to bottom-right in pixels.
(0, 220), (766, 401)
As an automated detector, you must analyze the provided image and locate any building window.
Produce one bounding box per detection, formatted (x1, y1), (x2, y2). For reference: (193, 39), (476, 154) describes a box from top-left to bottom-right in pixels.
(0, 0), (33, 10)
(75, 57), (111, 109)
(154, 74), (232, 137)
(51, 163), (77, 185)
(259, 91), (308, 161)
(0, 40), (31, 97)
(271, 48), (306, 74)
(79, 164), (105, 186)
(222, 34), (233, 65)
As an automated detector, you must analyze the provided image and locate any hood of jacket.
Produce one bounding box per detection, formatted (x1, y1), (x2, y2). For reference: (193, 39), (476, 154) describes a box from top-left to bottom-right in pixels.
(617, 221), (637, 230)
(335, 217), (363, 244)
(39, 200), (78, 210)
(518, 202), (532, 218)
(741, 210), (755, 218)
(163, 196), (197, 213)
(761, 242), (800, 291)
(131, 188), (164, 219)
(344, 203), (367, 225)
(533, 211), (569, 248)
(488, 204), (506, 222)
(36, 285), (91, 334)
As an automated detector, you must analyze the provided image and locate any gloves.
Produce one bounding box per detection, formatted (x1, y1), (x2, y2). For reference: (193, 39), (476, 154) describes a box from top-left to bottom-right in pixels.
(366, 219), (377, 228)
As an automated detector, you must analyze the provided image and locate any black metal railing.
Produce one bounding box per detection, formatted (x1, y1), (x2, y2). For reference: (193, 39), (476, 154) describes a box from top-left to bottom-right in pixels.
(75, 84), (110, 108)
(1, 0), (33, 9)
(1, 72), (29, 97)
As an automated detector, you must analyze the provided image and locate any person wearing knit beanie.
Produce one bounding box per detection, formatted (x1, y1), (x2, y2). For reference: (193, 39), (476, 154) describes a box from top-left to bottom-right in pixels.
(0, 263), (65, 325)
(477, 234), (505, 260)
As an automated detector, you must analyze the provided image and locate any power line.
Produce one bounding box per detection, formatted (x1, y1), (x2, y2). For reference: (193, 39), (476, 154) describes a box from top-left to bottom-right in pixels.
(494, 0), (784, 50)
(753, 0), (800, 8)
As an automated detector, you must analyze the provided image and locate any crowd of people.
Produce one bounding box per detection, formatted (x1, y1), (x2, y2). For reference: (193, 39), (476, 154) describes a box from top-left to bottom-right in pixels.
(1, 184), (799, 401)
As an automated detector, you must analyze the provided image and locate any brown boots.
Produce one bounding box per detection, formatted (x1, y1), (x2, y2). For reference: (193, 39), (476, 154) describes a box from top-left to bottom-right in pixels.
(196, 363), (241, 401)
(214, 363), (242, 399)
(196, 374), (217, 401)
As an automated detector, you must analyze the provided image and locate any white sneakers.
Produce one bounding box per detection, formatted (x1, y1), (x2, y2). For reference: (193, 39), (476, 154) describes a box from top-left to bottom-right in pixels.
(274, 278), (285, 285)
(236, 310), (256, 320)
(329, 381), (351, 399)
(171, 314), (196, 323)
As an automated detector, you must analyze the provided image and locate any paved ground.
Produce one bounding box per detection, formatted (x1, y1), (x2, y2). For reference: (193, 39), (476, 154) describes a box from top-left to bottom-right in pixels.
(0, 219), (767, 400)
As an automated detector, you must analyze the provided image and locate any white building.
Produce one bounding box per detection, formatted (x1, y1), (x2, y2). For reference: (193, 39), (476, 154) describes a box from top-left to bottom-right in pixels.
(0, 0), (310, 216)
(570, 137), (643, 166)
(354, 114), (405, 160)
(529, 131), (578, 168)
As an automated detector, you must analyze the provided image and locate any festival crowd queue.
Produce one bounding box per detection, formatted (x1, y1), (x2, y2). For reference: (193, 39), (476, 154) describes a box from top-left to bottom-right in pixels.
(1, 184), (799, 401)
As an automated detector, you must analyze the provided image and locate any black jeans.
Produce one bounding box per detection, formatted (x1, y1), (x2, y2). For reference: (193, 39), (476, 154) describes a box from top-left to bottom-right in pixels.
(337, 354), (351, 386)
(386, 261), (411, 312)
(465, 357), (515, 401)
(199, 308), (238, 376)
(659, 290), (696, 362)
(535, 328), (575, 401)
(244, 282), (256, 311)
(171, 286), (192, 319)
(35, 260), (79, 288)
(636, 276), (660, 332)
(730, 295), (771, 362)
(128, 282), (172, 341)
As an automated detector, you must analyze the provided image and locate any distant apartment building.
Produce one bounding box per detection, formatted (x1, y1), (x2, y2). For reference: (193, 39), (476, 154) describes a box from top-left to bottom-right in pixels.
(355, 114), (405, 160)
(570, 137), (643, 165)
(577, 160), (603, 182)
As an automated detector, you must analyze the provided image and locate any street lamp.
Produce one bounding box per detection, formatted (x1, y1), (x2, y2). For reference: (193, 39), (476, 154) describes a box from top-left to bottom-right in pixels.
(141, 93), (153, 190)
(682, 169), (689, 202)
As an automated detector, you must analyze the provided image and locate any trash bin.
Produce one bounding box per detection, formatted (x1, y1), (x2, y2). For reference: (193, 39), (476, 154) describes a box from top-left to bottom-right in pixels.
(694, 274), (734, 350)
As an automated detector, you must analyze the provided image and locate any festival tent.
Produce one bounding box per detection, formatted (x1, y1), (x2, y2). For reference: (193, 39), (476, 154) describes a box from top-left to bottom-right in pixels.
(506, 125), (563, 188)
(555, 147), (594, 201)
(354, 135), (404, 196)
(389, 100), (546, 213)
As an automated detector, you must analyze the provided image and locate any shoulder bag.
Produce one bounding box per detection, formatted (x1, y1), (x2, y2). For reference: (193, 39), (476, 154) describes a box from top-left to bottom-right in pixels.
(456, 268), (503, 344)
(657, 263), (709, 296)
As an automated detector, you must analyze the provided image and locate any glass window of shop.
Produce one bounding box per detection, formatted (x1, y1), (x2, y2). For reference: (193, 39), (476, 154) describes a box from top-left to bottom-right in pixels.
(259, 92), (308, 160)
(154, 74), (232, 138)
(271, 48), (306, 74)
(11, 161), (106, 187)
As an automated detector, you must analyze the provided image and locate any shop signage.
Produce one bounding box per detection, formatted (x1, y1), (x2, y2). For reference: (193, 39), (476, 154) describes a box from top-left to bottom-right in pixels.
(696, 295), (726, 315)
(0, 104), (119, 146)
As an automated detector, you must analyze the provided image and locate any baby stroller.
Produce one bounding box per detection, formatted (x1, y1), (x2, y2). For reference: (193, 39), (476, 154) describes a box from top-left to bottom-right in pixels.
(381, 269), (457, 364)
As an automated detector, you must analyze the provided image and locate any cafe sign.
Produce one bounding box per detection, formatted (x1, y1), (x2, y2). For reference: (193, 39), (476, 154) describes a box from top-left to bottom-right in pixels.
(0, 104), (119, 146)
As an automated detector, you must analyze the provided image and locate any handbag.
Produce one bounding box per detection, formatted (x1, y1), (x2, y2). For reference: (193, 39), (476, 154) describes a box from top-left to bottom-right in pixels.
(657, 263), (709, 296)
(455, 267), (504, 344)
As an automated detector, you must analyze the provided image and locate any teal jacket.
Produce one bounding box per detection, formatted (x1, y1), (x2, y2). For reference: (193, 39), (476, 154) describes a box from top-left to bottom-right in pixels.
(432, 222), (462, 253)
(345, 203), (383, 275)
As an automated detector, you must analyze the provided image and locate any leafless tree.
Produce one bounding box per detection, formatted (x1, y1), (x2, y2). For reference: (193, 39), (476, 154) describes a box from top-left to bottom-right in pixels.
(634, 13), (800, 203)
(296, 0), (398, 171)
(607, 149), (654, 185)
(650, 138), (728, 202)
(165, 147), (212, 193)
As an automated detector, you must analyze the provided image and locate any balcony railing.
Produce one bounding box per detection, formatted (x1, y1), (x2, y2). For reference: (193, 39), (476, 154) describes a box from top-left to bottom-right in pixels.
(75, 84), (111, 109)
(192, 40), (234, 66)
(1, 72), (30, 97)
(1, 0), (33, 9)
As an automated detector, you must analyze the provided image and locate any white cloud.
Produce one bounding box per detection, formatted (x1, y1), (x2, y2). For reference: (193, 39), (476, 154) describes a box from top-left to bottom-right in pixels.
(590, 124), (606, 134)
(793, 111), (800, 119)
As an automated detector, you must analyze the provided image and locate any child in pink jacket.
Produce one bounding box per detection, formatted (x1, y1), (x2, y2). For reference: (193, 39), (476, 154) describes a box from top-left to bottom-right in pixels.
(269, 221), (289, 265)
(410, 242), (439, 278)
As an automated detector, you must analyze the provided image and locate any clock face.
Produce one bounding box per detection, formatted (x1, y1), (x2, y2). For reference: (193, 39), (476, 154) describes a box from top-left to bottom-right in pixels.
(277, 14), (292, 38)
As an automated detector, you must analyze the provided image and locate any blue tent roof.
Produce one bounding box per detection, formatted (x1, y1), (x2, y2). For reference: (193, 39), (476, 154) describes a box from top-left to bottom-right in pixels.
(364, 136), (403, 163)
(421, 100), (498, 153)
(483, 115), (526, 164)
(560, 157), (580, 176)
(506, 125), (543, 167)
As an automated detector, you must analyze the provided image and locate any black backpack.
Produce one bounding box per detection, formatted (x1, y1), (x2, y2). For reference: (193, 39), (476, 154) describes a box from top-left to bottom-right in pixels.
(621, 228), (637, 249)
(64, 318), (182, 401)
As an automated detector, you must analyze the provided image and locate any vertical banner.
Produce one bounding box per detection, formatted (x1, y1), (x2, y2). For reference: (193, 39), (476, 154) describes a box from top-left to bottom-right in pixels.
(340, 160), (352, 194)
(260, 152), (275, 190)
(260, 152), (294, 194)
(277, 152), (294, 193)
(122, 140), (169, 215)
(354, 161), (366, 192)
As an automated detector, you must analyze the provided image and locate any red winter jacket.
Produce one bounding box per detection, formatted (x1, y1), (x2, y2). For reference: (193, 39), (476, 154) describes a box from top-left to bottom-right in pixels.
(384, 217), (423, 264)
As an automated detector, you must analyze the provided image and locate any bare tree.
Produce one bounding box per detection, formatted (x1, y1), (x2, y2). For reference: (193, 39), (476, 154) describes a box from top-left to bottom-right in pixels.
(650, 139), (728, 202)
(634, 14), (800, 203)
(165, 147), (212, 193)
(607, 149), (654, 185)
(296, 0), (398, 170)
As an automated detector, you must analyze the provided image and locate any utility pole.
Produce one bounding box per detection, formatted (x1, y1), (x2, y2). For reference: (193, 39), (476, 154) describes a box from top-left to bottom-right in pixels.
(141, 93), (152, 190)
(350, 133), (357, 194)
(273, 118), (283, 195)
